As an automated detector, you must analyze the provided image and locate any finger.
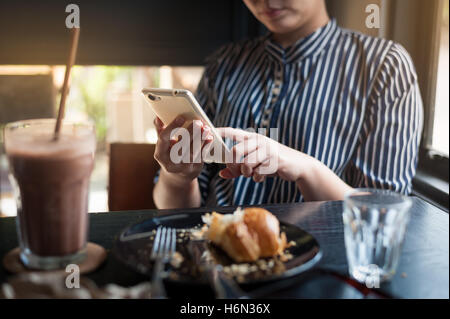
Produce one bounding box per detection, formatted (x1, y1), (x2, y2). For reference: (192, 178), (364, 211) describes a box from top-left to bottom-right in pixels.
(232, 138), (258, 162)
(154, 116), (164, 128)
(244, 147), (269, 168)
(169, 139), (178, 147)
(253, 157), (277, 176)
(239, 150), (265, 178)
(159, 116), (186, 142)
(199, 118), (209, 129)
(216, 127), (252, 142)
(201, 127), (214, 148)
(156, 117), (185, 164)
(240, 163), (253, 178)
(219, 168), (237, 179)
(202, 125), (212, 139)
(252, 172), (266, 183)
(201, 134), (214, 148)
(188, 120), (204, 163)
(185, 120), (204, 141)
(225, 163), (242, 178)
(154, 141), (170, 165)
(154, 117), (165, 135)
(199, 134), (214, 163)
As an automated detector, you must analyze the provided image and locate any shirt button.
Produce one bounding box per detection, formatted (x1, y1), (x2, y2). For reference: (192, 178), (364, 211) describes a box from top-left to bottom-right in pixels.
(272, 87), (280, 95)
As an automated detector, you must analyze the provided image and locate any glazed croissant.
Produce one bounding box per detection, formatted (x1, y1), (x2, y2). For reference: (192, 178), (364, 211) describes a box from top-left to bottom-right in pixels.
(202, 207), (287, 263)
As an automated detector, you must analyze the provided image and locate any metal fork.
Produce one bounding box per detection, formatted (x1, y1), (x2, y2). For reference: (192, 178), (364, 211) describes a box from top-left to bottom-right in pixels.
(150, 226), (176, 299)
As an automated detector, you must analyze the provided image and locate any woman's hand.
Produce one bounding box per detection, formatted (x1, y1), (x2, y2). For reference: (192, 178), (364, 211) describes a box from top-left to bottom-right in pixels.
(217, 127), (353, 201)
(217, 127), (309, 183)
(154, 116), (213, 184)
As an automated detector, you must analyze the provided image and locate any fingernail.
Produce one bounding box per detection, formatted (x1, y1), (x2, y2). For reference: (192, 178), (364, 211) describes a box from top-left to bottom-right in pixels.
(219, 169), (231, 179)
(176, 117), (185, 125)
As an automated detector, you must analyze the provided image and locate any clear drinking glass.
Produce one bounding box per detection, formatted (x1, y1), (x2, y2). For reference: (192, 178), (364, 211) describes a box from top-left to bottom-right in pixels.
(343, 188), (412, 285)
(4, 119), (96, 270)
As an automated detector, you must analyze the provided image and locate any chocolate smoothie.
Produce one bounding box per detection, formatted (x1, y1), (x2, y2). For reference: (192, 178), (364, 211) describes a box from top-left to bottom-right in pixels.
(4, 119), (95, 268)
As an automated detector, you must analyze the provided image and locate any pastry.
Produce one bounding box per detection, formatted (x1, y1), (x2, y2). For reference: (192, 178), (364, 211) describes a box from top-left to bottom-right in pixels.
(202, 207), (287, 263)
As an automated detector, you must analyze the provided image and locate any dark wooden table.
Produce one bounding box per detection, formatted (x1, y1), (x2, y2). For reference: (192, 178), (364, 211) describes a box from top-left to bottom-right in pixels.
(0, 197), (448, 299)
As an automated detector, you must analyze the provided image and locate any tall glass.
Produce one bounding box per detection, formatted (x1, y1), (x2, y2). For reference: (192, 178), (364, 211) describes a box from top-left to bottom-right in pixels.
(4, 119), (96, 270)
(343, 188), (412, 284)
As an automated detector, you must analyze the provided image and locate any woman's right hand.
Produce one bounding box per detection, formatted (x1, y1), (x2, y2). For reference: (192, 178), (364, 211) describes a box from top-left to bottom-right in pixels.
(153, 116), (214, 184)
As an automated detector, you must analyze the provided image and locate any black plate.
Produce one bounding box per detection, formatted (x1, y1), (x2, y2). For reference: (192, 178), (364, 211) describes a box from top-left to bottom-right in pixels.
(113, 211), (322, 286)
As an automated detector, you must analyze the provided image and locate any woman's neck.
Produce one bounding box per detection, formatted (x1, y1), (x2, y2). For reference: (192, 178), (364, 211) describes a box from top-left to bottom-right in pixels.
(273, 13), (330, 48)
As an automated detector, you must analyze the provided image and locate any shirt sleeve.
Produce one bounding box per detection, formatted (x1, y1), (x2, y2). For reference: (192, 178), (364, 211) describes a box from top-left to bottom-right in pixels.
(343, 43), (424, 194)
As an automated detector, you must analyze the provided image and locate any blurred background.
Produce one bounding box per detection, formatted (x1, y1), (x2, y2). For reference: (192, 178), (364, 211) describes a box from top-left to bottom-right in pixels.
(0, 0), (448, 215)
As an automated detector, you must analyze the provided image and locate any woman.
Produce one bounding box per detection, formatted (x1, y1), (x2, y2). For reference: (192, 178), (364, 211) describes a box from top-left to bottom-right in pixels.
(153, 0), (423, 208)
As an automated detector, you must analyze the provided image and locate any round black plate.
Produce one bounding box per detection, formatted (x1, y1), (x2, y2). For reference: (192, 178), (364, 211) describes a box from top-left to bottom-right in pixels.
(113, 211), (322, 286)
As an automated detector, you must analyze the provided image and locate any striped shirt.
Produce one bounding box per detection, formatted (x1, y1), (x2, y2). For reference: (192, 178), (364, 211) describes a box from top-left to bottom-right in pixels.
(195, 18), (423, 207)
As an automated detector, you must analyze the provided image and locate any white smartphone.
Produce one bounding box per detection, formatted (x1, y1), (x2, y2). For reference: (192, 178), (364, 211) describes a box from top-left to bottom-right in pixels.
(142, 88), (231, 163)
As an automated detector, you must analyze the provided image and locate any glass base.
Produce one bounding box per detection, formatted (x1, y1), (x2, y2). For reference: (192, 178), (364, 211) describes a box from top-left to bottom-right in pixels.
(20, 247), (87, 270)
(350, 264), (394, 286)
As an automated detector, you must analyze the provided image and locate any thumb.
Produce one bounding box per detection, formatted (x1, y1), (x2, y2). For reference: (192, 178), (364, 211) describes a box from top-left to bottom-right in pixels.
(219, 168), (234, 179)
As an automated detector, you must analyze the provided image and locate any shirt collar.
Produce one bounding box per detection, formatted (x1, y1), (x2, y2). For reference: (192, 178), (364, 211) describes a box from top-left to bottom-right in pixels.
(265, 18), (340, 63)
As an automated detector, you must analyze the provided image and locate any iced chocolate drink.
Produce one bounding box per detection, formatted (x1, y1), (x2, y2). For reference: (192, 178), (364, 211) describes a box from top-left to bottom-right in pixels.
(4, 119), (96, 269)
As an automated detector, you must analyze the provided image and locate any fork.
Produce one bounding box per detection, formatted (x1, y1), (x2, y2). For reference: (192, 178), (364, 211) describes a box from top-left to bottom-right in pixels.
(150, 226), (176, 299)
(187, 239), (249, 299)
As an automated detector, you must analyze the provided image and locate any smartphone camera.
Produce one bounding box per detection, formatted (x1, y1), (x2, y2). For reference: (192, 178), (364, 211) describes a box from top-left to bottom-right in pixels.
(147, 93), (160, 101)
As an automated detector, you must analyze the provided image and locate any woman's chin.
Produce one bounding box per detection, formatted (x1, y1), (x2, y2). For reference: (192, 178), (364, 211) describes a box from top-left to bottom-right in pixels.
(268, 24), (300, 36)
(265, 18), (304, 36)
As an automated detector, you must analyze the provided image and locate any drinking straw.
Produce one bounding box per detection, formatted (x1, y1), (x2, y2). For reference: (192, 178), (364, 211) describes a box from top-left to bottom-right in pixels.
(53, 27), (80, 140)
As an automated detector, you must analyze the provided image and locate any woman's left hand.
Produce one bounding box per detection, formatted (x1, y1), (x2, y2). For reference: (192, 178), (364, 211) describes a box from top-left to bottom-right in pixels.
(217, 127), (312, 183)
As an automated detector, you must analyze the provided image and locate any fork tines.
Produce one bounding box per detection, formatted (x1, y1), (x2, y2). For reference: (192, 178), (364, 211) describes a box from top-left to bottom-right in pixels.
(151, 226), (176, 261)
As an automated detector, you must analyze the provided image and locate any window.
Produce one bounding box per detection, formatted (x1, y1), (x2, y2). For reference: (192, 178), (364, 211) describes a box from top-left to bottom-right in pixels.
(431, 0), (449, 156)
(0, 65), (204, 216)
(410, 0), (449, 209)
(0, 0), (261, 217)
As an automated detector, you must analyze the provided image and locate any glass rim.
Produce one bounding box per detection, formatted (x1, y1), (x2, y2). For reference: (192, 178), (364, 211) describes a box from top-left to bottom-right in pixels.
(344, 188), (413, 209)
(4, 118), (94, 131)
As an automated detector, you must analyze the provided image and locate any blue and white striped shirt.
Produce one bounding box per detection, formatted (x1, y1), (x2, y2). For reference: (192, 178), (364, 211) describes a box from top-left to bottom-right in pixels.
(195, 19), (423, 206)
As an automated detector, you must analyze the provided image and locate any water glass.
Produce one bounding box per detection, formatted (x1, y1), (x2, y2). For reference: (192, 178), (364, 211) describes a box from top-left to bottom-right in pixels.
(343, 188), (412, 285)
